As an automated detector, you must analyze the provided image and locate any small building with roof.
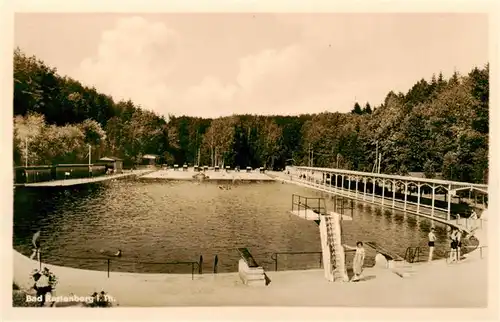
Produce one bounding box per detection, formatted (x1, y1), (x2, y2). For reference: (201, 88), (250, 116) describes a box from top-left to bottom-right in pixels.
(98, 156), (123, 174)
(142, 154), (160, 167)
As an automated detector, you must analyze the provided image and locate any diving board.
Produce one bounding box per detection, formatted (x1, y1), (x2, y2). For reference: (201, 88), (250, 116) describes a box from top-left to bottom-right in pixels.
(290, 209), (353, 222)
(289, 209), (320, 221)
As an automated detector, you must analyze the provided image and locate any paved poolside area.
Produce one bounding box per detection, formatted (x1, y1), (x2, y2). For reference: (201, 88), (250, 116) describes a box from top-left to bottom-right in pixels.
(11, 169), (490, 309)
(13, 244), (487, 307)
(14, 169), (154, 187)
(140, 169), (274, 181)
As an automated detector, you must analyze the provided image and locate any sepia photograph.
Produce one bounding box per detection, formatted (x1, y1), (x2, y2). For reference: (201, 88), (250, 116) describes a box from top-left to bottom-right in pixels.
(5, 1), (496, 318)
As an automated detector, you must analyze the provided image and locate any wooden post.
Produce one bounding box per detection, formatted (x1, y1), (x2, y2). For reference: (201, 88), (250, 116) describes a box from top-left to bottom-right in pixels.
(417, 185), (421, 214)
(372, 179), (376, 203)
(381, 179), (385, 206)
(348, 176), (351, 197)
(355, 177), (359, 200)
(363, 177), (367, 201)
(431, 185), (436, 217)
(392, 181), (396, 209)
(404, 182), (408, 211)
(25, 137), (28, 168)
(447, 184), (452, 221)
(335, 174), (338, 193)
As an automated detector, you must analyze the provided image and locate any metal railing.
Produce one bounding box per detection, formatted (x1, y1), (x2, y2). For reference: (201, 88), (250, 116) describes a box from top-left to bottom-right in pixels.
(213, 255), (219, 274)
(291, 194), (326, 220)
(288, 174), (476, 218)
(453, 217), (485, 231)
(38, 253), (202, 280)
(270, 251), (322, 271)
(404, 246), (422, 263)
(332, 195), (355, 217)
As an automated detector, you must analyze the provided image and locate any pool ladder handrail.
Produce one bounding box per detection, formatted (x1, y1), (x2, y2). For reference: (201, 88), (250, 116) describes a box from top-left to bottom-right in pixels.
(404, 246), (422, 263)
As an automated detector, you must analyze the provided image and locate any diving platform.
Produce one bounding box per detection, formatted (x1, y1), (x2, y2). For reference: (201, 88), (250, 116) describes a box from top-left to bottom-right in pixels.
(289, 209), (320, 221)
(289, 194), (354, 223)
(289, 194), (326, 223)
(289, 195), (349, 282)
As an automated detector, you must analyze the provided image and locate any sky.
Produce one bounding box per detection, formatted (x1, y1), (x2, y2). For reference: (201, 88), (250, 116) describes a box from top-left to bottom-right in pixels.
(14, 13), (489, 118)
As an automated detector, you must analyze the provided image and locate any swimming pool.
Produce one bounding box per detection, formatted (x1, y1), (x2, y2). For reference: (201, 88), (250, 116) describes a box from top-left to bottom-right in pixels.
(13, 179), (451, 273)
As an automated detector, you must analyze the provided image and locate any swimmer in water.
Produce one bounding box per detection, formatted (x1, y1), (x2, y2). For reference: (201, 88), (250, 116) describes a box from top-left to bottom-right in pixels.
(100, 249), (122, 257)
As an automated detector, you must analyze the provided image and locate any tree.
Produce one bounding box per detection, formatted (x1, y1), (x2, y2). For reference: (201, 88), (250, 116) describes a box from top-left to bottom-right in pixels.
(351, 102), (363, 115)
(423, 160), (436, 179)
(363, 103), (372, 114)
(442, 151), (459, 181)
(202, 116), (236, 167)
(78, 119), (107, 161)
(259, 119), (282, 168)
(12, 47), (489, 183)
(398, 164), (409, 176)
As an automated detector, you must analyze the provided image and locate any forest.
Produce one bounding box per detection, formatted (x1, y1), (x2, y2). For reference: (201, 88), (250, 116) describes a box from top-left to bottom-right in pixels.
(13, 48), (489, 183)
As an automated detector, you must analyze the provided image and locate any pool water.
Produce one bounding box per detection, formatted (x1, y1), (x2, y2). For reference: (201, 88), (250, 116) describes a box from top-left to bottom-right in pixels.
(13, 179), (453, 273)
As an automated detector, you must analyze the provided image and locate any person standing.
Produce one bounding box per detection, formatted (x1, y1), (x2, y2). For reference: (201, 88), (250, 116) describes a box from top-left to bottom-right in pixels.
(456, 228), (463, 261)
(449, 228), (459, 262)
(428, 227), (437, 262)
(349, 241), (366, 282)
(34, 268), (51, 306)
(30, 230), (41, 262)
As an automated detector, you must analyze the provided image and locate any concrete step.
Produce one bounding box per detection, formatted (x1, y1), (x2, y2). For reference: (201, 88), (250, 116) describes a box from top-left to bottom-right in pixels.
(389, 259), (420, 278)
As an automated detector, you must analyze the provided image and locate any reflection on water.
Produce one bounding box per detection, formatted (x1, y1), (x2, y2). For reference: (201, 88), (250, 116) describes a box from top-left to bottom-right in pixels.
(13, 180), (450, 273)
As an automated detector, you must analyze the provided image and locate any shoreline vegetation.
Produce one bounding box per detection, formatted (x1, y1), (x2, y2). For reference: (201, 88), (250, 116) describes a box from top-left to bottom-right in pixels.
(13, 48), (488, 184)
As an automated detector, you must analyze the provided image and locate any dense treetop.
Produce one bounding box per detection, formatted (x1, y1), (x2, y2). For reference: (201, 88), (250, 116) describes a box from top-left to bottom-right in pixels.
(13, 48), (489, 183)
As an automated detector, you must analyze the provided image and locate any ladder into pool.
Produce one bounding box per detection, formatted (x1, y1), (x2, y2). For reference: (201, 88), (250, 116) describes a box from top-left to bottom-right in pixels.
(290, 195), (350, 282)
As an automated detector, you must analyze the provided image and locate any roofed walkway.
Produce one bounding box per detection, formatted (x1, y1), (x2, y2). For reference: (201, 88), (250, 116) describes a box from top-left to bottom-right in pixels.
(275, 167), (488, 221)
